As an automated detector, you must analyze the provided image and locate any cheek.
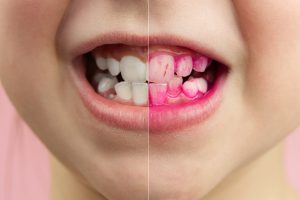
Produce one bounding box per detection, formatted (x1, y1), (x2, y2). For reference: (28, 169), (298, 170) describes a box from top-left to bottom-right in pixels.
(234, 0), (300, 126)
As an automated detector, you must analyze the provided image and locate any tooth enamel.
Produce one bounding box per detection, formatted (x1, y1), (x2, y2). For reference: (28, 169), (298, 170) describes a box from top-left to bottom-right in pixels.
(114, 81), (132, 101)
(182, 79), (198, 98)
(97, 76), (118, 93)
(175, 55), (193, 77)
(195, 78), (208, 94)
(132, 83), (148, 106)
(95, 57), (108, 71)
(167, 75), (183, 97)
(92, 72), (109, 86)
(149, 54), (175, 83)
(193, 56), (210, 72)
(120, 56), (147, 83)
(149, 83), (167, 106)
(107, 58), (120, 76)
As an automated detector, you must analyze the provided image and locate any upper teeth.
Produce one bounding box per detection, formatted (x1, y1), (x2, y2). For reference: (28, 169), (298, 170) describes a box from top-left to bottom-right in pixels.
(120, 56), (147, 83)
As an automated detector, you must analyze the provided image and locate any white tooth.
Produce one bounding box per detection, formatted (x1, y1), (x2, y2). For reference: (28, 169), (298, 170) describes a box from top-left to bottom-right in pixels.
(95, 57), (108, 70)
(120, 56), (146, 83)
(114, 81), (132, 101)
(107, 58), (120, 76)
(132, 83), (148, 106)
(92, 72), (109, 85)
(195, 78), (208, 93)
(97, 76), (118, 93)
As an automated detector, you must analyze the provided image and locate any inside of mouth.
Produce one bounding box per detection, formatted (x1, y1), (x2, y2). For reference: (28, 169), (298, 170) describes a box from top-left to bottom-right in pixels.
(84, 44), (226, 107)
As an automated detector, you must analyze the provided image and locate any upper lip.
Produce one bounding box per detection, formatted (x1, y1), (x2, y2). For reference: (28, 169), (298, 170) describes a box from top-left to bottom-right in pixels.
(70, 31), (229, 133)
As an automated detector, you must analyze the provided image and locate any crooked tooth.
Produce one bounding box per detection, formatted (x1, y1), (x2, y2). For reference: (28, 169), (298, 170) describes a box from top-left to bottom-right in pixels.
(193, 56), (210, 72)
(182, 79), (198, 98)
(114, 81), (132, 101)
(195, 78), (208, 94)
(120, 56), (146, 83)
(132, 83), (148, 106)
(175, 55), (193, 77)
(107, 58), (120, 76)
(149, 83), (167, 106)
(97, 76), (118, 94)
(149, 54), (174, 83)
(95, 57), (108, 71)
(167, 75), (183, 97)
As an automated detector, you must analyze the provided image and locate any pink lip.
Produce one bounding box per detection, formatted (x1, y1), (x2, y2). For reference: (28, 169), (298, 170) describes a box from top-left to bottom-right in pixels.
(70, 32), (229, 133)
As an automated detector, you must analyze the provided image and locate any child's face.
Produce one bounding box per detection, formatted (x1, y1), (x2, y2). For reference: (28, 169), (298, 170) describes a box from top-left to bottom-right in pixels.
(1, 1), (300, 199)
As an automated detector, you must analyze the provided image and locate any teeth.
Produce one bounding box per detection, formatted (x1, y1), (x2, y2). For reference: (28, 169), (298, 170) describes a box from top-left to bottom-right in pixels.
(195, 78), (208, 94)
(167, 75), (183, 97)
(107, 58), (120, 76)
(182, 79), (198, 98)
(149, 54), (175, 83)
(175, 55), (193, 77)
(97, 76), (118, 94)
(149, 83), (167, 106)
(120, 56), (147, 83)
(193, 56), (210, 72)
(92, 72), (109, 86)
(132, 83), (148, 106)
(95, 57), (108, 71)
(114, 81), (132, 101)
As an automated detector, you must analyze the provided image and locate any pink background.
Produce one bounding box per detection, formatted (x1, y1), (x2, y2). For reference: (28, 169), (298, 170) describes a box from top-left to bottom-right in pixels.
(0, 84), (300, 200)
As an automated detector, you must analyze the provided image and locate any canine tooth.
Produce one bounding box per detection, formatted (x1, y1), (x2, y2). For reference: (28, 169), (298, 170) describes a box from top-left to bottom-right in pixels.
(195, 78), (208, 94)
(182, 79), (198, 98)
(149, 83), (167, 106)
(95, 57), (108, 71)
(107, 58), (120, 76)
(132, 83), (148, 106)
(175, 55), (193, 77)
(120, 56), (146, 82)
(97, 76), (118, 93)
(167, 76), (183, 97)
(149, 54), (174, 83)
(114, 82), (132, 101)
(193, 56), (210, 72)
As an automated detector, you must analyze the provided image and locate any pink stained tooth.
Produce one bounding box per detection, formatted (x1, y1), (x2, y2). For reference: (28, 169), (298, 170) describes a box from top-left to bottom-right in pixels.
(195, 78), (208, 94)
(193, 56), (210, 72)
(182, 79), (199, 98)
(149, 54), (175, 83)
(175, 55), (193, 77)
(167, 75), (183, 97)
(149, 83), (167, 106)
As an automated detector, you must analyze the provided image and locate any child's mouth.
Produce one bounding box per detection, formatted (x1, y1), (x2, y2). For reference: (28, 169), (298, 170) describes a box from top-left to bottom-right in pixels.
(71, 34), (229, 133)
(85, 44), (226, 107)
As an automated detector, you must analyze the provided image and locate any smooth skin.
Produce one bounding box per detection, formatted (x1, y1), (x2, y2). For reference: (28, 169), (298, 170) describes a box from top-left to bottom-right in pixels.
(0, 1), (300, 200)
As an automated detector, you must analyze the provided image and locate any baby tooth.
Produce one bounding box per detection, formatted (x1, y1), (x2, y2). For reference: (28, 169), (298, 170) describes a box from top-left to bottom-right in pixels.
(167, 75), (183, 97)
(114, 81), (132, 101)
(182, 79), (198, 98)
(195, 78), (208, 94)
(96, 57), (108, 71)
(132, 83), (148, 106)
(175, 55), (193, 77)
(97, 76), (118, 94)
(149, 54), (174, 83)
(107, 58), (120, 76)
(149, 83), (167, 106)
(120, 56), (147, 83)
(193, 56), (210, 72)
(92, 72), (109, 86)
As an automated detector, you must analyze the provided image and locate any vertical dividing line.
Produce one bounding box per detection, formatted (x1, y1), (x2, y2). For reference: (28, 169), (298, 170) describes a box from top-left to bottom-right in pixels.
(147, 0), (150, 199)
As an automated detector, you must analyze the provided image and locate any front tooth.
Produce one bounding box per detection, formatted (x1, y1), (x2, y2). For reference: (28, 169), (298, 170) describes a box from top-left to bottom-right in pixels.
(149, 83), (167, 106)
(95, 57), (108, 71)
(97, 76), (118, 94)
(167, 75), (183, 97)
(114, 81), (132, 101)
(120, 56), (147, 82)
(132, 83), (148, 106)
(175, 55), (193, 77)
(107, 58), (120, 76)
(149, 54), (175, 83)
(195, 78), (208, 94)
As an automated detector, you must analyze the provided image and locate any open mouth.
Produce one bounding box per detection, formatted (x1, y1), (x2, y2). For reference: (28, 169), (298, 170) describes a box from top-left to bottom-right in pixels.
(71, 34), (229, 133)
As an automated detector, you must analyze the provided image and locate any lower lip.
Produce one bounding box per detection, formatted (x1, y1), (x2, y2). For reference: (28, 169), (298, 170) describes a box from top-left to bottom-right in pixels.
(70, 57), (227, 134)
